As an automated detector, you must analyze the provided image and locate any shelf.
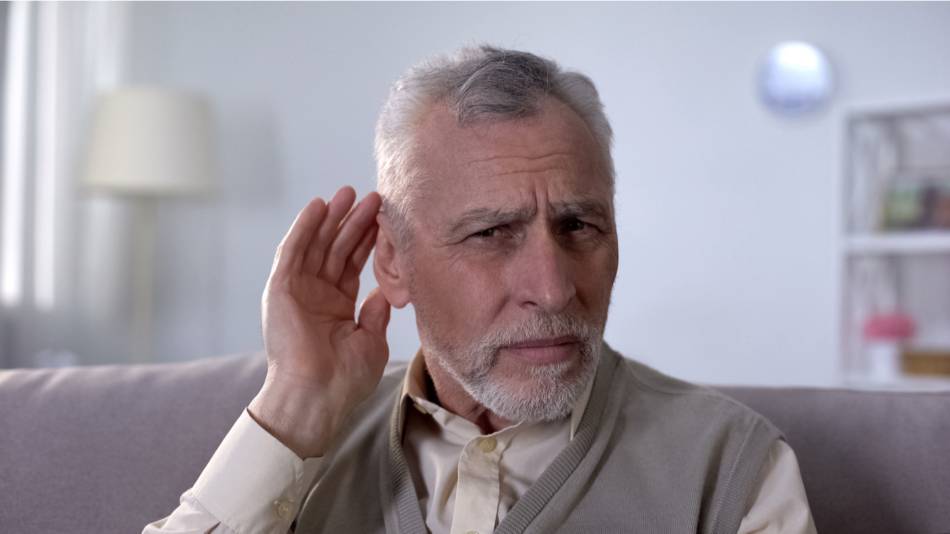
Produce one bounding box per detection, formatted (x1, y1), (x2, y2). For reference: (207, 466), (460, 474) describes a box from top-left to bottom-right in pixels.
(845, 231), (950, 255)
(844, 99), (950, 121)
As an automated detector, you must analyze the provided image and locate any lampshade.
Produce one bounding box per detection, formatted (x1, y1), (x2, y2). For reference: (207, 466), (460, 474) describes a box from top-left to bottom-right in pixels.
(83, 87), (213, 196)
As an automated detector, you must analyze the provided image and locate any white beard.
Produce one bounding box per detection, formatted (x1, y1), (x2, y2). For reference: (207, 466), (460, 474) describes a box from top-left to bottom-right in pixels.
(419, 311), (603, 423)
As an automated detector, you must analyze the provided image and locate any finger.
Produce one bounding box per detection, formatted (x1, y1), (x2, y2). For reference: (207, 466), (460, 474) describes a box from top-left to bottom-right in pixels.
(339, 224), (378, 300)
(358, 287), (391, 338)
(273, 197), (328, 279)
(321, 192), (382, 283)
(302, 186), (356, 275)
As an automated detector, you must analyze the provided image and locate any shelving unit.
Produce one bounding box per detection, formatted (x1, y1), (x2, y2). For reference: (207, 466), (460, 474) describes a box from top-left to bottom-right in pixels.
(840, 101), (950, 390)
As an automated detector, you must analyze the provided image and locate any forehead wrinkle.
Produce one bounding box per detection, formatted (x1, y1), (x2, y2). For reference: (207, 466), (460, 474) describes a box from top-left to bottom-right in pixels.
(466, 151), (578, 165)
(490, 166), (574, 178)
(466, 152), (579, 177)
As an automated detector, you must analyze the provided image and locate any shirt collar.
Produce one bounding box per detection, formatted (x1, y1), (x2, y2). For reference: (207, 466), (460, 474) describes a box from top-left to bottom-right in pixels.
(399, 348), (595, 440)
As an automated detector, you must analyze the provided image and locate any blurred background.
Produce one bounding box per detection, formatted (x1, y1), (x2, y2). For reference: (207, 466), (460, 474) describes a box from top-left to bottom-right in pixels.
(1, 2), (949, 389)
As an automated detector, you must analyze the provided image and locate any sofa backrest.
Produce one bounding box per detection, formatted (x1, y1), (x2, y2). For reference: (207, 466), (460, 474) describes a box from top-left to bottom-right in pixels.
(1, 354), (948, 533)
(0, 354), (266, 533)
(721, 385), (950, 534)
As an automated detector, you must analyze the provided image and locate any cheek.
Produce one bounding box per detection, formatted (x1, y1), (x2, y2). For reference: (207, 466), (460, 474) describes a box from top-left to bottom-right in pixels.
(576, 252), (618, 306)
(412, 257), (508, 330)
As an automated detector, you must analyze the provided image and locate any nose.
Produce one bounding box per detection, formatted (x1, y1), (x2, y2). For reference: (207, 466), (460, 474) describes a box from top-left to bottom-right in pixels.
(512, 229), (576, 313)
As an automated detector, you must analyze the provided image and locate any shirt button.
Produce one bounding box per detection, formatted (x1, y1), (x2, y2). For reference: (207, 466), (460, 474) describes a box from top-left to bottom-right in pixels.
(478, 437), (497, 453)
(273, 499), (293, 520)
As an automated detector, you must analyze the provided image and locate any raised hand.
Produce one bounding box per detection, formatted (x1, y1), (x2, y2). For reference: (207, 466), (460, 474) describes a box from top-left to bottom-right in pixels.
(249, 186), (391, 459)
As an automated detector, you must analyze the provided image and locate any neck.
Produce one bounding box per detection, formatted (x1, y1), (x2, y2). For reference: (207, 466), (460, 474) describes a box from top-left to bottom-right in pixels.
(422, 352), (515, 434)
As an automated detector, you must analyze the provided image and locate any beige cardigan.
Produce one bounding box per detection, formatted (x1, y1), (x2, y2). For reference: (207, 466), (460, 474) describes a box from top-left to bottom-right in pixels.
(294, 345), (781, 533)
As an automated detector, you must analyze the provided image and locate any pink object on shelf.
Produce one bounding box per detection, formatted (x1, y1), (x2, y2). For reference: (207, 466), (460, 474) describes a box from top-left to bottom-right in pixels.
(862, 312), (916, 341)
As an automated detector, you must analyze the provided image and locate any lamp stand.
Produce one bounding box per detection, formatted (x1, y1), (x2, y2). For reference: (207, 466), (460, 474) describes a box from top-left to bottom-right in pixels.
(131, 197), (156, 363)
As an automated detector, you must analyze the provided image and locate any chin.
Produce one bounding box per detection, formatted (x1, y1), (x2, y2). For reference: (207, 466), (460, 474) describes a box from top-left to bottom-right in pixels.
(470, 347), (598, 423)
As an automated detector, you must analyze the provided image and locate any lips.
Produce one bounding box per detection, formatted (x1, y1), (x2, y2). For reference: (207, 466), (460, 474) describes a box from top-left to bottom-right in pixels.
(502, 336), (579, 365)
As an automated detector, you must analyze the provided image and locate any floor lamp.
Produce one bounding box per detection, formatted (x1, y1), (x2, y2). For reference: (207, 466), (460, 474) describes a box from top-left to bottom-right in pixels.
(83, 87), (213, 363)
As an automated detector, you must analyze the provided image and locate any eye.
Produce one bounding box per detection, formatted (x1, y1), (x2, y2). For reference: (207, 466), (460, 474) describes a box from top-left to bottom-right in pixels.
(561, 218), (589, 233)
(467, 224), (520, 244)
(472, 226), (502, 239)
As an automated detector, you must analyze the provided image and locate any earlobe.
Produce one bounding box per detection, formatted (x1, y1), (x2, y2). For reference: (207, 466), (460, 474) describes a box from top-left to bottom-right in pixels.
(373, 224), (411, 309)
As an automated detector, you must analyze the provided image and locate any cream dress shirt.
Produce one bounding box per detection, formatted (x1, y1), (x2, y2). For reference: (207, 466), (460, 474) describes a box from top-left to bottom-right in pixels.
(145, 354), (817, 534)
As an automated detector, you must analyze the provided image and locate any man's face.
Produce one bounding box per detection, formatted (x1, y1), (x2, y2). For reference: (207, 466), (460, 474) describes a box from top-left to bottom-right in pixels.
(404, 98), (619, 422)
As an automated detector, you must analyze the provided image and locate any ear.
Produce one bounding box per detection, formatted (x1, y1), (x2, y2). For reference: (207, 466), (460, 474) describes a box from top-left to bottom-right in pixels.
(373, 219), (411, 309)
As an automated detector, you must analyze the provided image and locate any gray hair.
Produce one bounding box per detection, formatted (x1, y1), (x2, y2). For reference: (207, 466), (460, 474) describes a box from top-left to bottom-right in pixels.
(374, 45), (615, 241)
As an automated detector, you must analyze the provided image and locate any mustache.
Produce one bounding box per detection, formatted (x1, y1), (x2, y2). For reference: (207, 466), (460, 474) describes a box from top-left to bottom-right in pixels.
(479, 312), (600, 350)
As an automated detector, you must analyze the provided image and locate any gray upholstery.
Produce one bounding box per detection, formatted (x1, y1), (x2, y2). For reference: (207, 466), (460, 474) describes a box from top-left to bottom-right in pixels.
(0, 354), (266, 533)
(0, 354), (948, 533)
(720, 386), (950, 534)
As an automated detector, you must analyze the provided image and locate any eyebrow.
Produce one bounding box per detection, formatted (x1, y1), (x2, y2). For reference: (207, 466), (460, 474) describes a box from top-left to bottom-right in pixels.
(445, 199), (611, 238)
(550, 200), (611, 222)
(447, 206), (535, 237)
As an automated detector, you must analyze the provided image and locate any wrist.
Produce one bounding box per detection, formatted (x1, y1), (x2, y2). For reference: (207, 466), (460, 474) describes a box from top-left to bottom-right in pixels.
(247, 381), (341, 459)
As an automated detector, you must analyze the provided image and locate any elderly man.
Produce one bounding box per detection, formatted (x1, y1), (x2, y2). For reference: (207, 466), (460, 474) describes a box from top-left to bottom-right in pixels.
(147, 46), (816, 533)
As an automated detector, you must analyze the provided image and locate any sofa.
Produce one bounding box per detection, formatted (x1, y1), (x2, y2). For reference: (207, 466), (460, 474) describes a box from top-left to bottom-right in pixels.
(1, 353), (948, 533)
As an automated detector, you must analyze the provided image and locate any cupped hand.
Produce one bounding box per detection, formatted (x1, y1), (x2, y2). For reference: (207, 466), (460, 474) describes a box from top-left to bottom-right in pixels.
(249, 186), (391, 458)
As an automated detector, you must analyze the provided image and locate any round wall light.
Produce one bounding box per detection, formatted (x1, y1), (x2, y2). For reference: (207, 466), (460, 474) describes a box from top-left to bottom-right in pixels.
(759, 41), (834, 117)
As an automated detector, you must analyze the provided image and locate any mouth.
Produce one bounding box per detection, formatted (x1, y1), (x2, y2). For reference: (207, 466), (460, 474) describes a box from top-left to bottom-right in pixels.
(501, 336), (580, 365)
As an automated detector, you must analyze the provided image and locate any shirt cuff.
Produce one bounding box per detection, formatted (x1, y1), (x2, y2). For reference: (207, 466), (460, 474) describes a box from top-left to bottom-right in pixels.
(191, 409), (323, 534)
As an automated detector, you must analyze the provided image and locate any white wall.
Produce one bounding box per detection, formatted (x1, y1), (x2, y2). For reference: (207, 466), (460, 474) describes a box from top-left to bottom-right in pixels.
(122, 2), (950, 386)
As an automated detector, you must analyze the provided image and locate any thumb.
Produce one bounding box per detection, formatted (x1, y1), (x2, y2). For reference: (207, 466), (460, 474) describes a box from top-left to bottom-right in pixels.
(358, 287), (391, 338)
